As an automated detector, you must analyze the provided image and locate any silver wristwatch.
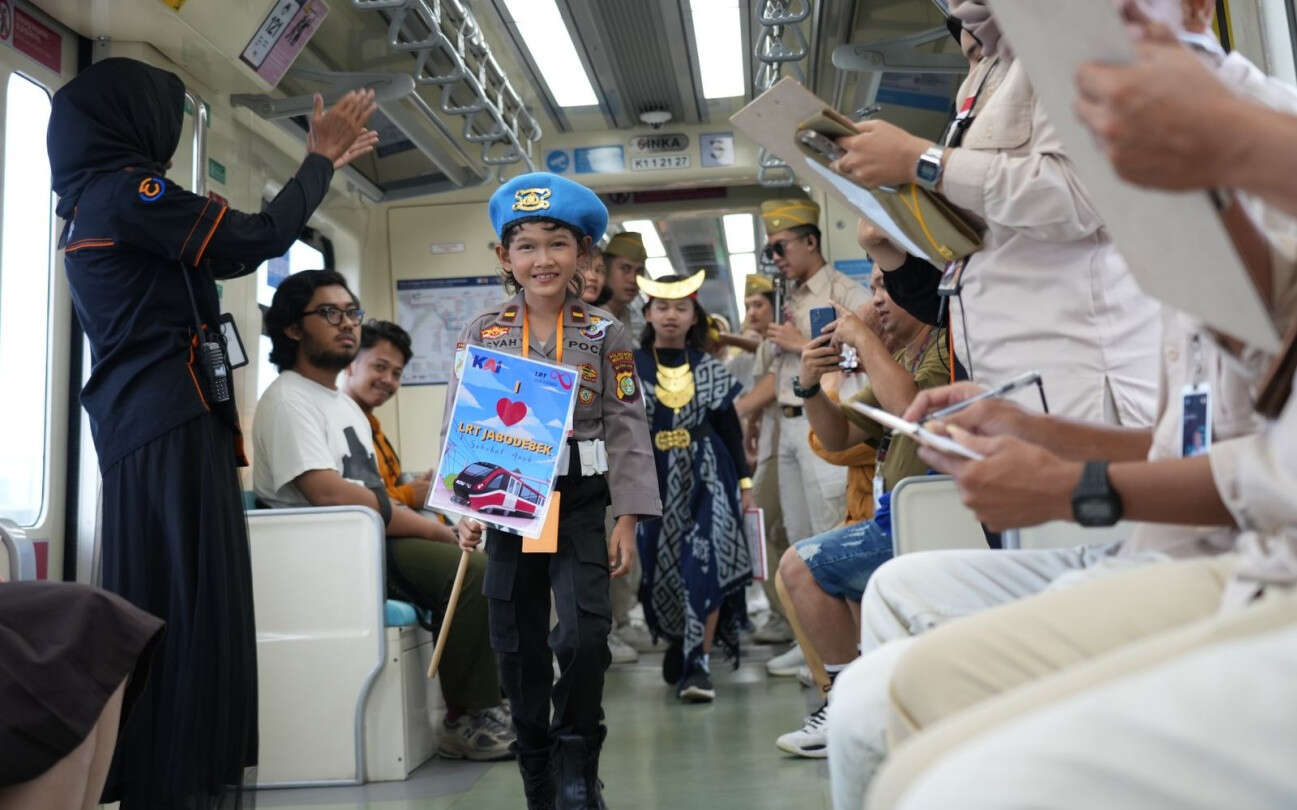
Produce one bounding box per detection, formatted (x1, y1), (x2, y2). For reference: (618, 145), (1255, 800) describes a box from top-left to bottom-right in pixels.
(915, 145), (945, 192)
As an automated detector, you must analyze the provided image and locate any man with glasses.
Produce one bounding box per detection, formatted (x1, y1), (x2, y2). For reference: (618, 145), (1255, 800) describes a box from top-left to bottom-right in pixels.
(253, 270), (515, 762)
(749, 199), (872, 606)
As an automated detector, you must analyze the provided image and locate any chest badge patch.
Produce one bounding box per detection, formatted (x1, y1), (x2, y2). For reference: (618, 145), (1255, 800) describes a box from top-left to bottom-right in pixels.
(138, 176), (166, 202)
(580, 363), (598, 383)
(616, 371), (638, 401)
(512, 188), (552, 212)
(580, 316), (612, 341)
(579, 387), (595, 405)
(480, 324), (511, 340)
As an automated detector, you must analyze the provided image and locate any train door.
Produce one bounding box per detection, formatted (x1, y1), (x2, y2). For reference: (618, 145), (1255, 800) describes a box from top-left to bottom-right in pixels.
(0, 2), (77, 582)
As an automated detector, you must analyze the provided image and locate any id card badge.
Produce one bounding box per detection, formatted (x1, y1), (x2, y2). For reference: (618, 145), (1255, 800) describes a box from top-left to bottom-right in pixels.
(1180, 383), (1212, 457)
(219, 313), (248, 369)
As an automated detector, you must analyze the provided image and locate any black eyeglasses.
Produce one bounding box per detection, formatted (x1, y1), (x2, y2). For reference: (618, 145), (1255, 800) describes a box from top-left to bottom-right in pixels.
(762, 235), (808, 261)
(302, 305), (365, 326)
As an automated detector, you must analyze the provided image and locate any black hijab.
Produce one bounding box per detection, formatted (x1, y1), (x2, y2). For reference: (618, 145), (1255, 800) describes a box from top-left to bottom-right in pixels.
(47, 57), (185, 221)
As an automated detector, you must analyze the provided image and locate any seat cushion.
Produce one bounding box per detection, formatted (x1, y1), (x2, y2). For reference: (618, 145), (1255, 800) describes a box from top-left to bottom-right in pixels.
(384, 599), (419, 628)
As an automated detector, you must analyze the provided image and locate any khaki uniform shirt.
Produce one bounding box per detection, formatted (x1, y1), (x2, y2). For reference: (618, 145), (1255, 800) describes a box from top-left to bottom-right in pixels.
(771, 264), (871, 408)
(440, 291), (661, 520)
(841, 331), (949, 493)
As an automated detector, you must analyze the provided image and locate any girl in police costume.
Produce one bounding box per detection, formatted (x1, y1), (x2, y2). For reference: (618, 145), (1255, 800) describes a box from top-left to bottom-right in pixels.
(446, 172), (660, 810)
(633, 272), (754, 703)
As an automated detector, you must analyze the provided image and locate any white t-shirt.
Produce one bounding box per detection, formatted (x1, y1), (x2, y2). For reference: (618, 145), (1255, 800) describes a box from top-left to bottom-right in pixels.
(253, 369), (384, 508)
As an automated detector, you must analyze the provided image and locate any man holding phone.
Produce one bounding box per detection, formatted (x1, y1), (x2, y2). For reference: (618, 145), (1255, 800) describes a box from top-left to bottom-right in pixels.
(749, 198), (872, 557)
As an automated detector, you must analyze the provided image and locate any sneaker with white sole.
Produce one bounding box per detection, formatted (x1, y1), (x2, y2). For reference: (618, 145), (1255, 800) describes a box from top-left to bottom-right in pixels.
(766, 642), (806, 677)
(775, 702), (829, 758)
(608, 630), (639, 664)
(753, 614), (795, 644)
(797, 664), (816, 689)
(439, 710), (516, 761)
(677, 668), (715, 703)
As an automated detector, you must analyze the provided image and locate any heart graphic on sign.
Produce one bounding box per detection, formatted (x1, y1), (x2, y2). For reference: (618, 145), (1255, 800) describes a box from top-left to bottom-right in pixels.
(496, 398), (528, 427)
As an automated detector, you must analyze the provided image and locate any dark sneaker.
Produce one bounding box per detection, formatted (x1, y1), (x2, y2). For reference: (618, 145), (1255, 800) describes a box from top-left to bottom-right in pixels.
(677, 669), (715, 703)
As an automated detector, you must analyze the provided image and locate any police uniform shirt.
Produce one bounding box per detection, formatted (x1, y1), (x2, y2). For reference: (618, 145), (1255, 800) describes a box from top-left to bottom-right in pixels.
(440, 291), (662, 520)
(772, 264), (872, 407)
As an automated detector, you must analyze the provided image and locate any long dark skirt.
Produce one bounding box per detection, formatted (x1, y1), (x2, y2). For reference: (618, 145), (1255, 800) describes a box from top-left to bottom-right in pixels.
(99, 412), (258, 809)
(0, 581), (163, 785)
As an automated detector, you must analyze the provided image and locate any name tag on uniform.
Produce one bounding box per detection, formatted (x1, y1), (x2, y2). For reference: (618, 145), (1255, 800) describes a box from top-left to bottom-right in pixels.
(1180, 383), (1212, 457)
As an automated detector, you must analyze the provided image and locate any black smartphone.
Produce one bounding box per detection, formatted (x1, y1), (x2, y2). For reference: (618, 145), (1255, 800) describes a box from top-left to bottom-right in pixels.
(809, 306), (837, 340)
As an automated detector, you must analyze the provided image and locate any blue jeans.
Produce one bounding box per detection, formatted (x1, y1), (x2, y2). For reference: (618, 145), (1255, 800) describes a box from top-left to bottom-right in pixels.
(793, 517), (894, 602)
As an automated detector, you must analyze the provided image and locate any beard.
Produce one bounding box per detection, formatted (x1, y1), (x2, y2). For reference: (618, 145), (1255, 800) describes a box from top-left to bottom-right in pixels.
(303, 336), (357, 372)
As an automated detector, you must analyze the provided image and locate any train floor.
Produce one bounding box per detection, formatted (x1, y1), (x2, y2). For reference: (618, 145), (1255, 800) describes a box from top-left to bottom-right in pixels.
(255, 643), (832, 809)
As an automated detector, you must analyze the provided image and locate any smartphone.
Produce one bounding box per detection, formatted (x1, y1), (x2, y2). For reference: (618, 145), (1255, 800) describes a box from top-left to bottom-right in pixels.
(809, 306), (837, 340)
(797, 130), (845, 163)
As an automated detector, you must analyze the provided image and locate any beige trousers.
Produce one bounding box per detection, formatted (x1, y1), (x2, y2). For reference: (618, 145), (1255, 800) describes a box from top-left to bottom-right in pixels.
(868, 555), (1297, 809)
(753, 451), (789, 618)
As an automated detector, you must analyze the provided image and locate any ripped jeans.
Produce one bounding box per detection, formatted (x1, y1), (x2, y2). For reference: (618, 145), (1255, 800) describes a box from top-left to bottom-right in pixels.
(793, 517), (894, 603)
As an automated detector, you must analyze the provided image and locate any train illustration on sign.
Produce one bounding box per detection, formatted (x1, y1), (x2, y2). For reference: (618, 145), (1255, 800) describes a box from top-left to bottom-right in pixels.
(451, 462), (545, 519)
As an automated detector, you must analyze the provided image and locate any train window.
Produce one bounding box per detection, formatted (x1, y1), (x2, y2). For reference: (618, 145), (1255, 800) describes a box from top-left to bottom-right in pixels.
(723, 213), (758, 311)
(256, 237), (327, 398)
(0, 73), (54, 526)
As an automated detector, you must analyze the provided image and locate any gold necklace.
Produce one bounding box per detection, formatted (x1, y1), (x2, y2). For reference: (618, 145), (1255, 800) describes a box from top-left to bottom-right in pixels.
(653, 347), (695, 411)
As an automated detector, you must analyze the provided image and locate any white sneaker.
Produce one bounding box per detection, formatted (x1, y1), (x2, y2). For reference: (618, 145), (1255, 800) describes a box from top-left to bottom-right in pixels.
(766, 643), (806, 677)
(775, 703), (829, 758)
(608, 630), (638, 664)
(797, 664), (816, 689)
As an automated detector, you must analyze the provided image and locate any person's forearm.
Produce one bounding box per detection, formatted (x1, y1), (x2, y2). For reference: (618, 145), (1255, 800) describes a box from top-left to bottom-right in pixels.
(854, 334), (918, 415)
(737, 373), (775, 419)
(867, 241), (908, 271)
(1016, 412), (1153, 463)
(1109, 455), (1233, 526)
(803, 390), (851, 450)
(1226, 102), (1297, 219)
(719, 333), (762, 353)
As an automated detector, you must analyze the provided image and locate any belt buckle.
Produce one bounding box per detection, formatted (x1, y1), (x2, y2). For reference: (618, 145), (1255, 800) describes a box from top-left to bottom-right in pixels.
(654, 428), (691, 452)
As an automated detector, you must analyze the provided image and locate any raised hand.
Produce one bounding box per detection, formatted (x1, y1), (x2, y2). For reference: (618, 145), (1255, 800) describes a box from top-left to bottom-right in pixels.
(307, 89), (380, 169)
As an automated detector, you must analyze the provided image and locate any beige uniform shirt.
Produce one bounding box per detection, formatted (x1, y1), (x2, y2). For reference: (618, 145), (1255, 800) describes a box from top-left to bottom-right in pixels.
(439, 292), (661, 520)
(941, 57), (1162, 425)
(770, 264), (871, 407)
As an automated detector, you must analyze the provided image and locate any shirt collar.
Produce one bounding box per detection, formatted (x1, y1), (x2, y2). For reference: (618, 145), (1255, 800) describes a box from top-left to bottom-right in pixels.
(798, 262), (831, 297)
(494, 290), (528, 327)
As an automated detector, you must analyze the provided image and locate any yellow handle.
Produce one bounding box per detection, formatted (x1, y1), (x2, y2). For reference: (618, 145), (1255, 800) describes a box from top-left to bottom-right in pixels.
(899, 184), (955, 262)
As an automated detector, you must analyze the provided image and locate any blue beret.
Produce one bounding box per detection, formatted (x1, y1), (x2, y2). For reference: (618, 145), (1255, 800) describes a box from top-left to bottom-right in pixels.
(489, 172), (608, 242)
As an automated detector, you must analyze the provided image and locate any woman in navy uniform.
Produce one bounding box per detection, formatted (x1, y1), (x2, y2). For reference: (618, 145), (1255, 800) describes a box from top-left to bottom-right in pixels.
(447, 172), (660, 809)
(46, 58), (376, 809)
(632, 272), (754, 703)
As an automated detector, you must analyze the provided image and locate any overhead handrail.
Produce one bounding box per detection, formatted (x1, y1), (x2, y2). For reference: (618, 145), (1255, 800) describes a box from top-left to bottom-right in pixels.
(353, 0), (541, 181)
(753, 0), (813, 187)
(832, 26), (969, 74)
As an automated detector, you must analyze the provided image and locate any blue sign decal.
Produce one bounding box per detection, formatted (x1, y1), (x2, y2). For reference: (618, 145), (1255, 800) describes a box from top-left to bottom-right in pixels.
(834, 258), (875, 281)
(545, 149), (571, 174)
(574, 145), (625, 174)
(267, 255), (290, 289)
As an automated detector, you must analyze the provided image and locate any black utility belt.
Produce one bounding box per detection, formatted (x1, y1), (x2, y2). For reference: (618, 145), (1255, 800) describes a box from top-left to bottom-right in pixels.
(557, 438), (609, 478)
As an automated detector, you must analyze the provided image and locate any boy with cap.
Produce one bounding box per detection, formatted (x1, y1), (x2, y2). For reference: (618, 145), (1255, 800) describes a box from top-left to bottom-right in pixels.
(447, 172), (660, 809)
(602, 231), (649, 340)
(749, 198), (871, 576)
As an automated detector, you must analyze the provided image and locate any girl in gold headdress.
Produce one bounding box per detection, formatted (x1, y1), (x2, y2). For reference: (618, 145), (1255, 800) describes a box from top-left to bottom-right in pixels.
(633, 272), (755, 703)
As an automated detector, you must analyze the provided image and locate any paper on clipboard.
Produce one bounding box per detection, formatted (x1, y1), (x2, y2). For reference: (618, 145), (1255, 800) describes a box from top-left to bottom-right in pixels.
(845, 400), (985, 461)
(984, 0), (1279, 353)
(730, 78), (939, 263)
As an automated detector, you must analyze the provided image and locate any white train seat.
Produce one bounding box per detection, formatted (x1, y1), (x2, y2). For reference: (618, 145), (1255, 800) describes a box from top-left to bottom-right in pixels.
(245, 505), (445, 787)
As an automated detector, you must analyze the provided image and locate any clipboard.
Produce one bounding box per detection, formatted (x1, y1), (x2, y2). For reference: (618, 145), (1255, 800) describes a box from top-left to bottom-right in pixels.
(983, 0), (1280, 353)
(845, 400), (985, 461)
(731, 78), (980, 265)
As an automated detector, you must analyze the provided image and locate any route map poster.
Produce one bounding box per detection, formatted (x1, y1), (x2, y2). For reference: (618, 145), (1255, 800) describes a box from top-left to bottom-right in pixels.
(429, 345), (578, 538)
(396, 276), (507, 385)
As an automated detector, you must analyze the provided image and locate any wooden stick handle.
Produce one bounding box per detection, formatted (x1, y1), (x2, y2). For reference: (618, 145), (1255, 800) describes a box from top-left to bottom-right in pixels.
(427, 549), (472, 679)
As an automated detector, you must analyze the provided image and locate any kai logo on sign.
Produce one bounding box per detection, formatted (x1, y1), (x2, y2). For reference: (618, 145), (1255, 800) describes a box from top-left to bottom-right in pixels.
(512, 187), (552, 212)
(137, 176), (166, 202)
(473, 354), (506, 373)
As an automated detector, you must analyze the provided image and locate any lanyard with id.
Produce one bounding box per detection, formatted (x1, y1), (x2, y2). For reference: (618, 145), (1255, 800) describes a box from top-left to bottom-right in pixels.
(1181, 333), (1212, 458)
(521, 305), (566, 553)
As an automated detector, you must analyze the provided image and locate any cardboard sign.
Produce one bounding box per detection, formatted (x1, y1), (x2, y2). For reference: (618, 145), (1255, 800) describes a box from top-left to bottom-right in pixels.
(429, 346), (578, 540)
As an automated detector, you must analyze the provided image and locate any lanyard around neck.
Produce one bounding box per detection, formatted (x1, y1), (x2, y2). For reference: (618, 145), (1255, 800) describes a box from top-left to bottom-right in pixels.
(521, 305), (564, 364)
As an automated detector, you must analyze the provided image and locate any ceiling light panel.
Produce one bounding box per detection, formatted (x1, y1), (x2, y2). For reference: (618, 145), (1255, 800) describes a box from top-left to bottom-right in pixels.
(722, 213), (755, 254)
(689, 0), (746, 99)
(729, 252), (757, 314)
(646, 256), (677, 279)
(620, 220), (667, 258)
(502, 0), (599, 108)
